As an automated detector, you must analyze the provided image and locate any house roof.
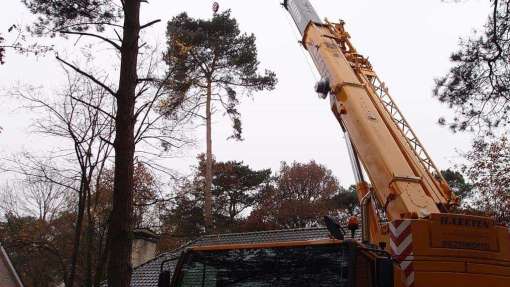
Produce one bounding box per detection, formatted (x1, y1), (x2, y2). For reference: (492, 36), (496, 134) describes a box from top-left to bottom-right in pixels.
(129, 226), (361, 287)
(133, 228), (160, 243)
(0, 243), (24, 287)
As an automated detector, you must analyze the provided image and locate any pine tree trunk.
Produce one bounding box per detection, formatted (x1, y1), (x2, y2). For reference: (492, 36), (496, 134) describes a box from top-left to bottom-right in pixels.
(106, 0), (140, 286)
(204, 80), (214, 233)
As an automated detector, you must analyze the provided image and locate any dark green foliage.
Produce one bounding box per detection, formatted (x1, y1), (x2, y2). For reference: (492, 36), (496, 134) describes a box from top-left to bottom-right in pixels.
(434, 0), (510, 134)
(0, 34), (5, 64)
(331, 185), (360, 218)
(163, 10), (277, 140)
(162, 181), (205, 244)
(441, 169), (473, 203)
(211, 161), (271, 222)
(22, 0), (119, 34)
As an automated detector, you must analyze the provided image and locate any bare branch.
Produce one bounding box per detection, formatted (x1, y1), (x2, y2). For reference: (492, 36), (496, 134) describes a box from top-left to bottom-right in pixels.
(60, 31), (121, 51)
(56, 56), (117, 98)
(114, 29), (123, 43)
(70, 95), (115, 120)
(140, 19), (161, 30)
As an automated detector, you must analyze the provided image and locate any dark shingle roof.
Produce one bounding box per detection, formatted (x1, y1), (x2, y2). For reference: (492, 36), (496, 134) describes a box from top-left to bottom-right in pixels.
(129, 227), (361, 287)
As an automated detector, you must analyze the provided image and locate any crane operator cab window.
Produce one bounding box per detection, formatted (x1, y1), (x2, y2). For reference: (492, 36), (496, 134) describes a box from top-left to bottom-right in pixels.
(172, 243), (351, 287)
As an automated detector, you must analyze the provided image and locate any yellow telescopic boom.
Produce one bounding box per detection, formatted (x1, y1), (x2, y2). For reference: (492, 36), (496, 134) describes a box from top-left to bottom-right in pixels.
(283, 0), (455, 222)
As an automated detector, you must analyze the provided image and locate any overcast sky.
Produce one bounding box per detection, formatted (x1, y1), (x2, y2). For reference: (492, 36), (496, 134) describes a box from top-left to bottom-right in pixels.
(0, 0), (490, 187)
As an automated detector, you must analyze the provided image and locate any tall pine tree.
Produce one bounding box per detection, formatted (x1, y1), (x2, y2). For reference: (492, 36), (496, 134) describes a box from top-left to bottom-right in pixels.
(163, 10), (276, 232)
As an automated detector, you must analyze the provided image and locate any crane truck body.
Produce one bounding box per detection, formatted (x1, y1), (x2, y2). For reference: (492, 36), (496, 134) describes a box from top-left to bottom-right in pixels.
(159, 1), (510, 286)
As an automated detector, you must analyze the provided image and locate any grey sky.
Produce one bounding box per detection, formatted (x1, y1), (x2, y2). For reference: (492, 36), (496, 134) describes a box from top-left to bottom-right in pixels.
(0, 0), (489, 187)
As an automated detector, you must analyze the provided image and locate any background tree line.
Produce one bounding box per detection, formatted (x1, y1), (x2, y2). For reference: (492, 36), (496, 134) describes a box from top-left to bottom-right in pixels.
(0, 161), (164, 287)
(0, 155), (358, 287)
(159, 158), (359, 250)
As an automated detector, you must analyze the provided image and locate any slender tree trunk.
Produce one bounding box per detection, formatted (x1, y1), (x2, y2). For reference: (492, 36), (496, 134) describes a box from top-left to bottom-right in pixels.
(229, 201), (236, 224)
(85, 187), (94, 287)
(106, 1), (140, 286)
(204, 80), (214, 233)
(93, 224), (110, 287)
(68, 177), (87, 287)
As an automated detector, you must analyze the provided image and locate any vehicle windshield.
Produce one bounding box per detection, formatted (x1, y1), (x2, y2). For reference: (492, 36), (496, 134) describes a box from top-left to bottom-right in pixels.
(173, 243), (350, 287)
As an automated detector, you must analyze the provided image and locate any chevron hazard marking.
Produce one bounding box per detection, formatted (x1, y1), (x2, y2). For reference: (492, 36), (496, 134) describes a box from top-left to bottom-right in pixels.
(390, 220), (415, 287)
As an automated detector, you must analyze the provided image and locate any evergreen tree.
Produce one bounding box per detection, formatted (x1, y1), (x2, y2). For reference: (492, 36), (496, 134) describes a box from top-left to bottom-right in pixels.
(441, 169), (473, 204)
(163, 10), (277, 232)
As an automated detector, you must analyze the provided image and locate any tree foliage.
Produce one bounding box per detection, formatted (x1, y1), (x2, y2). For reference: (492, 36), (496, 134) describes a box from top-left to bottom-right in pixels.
(159, 181), (204, 251)
(331, 185), (360, 221)
(161, 159), (357, 248)
(435, 0), (510, 133)
(441, 169), (473, 203)
(208, 159), (271, 223)
(0, 25), (53, 65)
(247, 161), (353, 230)
(97, 162), (166, 230)
(22, 0), (119, 35)
(164, 10), (277, 139)
(0, 34), (5, 65)
(1, 213), (73, 287)
(0, 161), (166, 287)
(462, 136), (510, 224)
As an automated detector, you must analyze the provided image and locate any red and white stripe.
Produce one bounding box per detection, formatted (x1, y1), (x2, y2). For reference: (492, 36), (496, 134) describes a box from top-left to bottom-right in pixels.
(390, 220), (415, 287)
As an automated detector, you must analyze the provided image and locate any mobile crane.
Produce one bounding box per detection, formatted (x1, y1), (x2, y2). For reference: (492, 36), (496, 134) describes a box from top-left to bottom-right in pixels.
(282, 0), (510, 286)
(159, 1), (510, 286)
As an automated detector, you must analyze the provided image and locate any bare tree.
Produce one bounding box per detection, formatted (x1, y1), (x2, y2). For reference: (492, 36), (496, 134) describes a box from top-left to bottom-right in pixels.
(462, 136), (510, 224)
(5, 69), (114, 287)
(3, 42), (190, 286)
(0, 179), (66, 222)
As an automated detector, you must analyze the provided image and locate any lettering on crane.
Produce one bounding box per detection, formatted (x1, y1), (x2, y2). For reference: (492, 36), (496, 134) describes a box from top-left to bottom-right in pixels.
(439, 216), (491, 229)
(430, 214), (498, 251)
(440, 240), (491, 251)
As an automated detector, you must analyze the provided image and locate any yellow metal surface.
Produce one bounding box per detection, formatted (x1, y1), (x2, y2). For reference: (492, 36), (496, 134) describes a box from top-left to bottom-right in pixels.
(394, 270), (510, 287)
(392, 217), (510, 286)
(301, 21), (445, 222)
